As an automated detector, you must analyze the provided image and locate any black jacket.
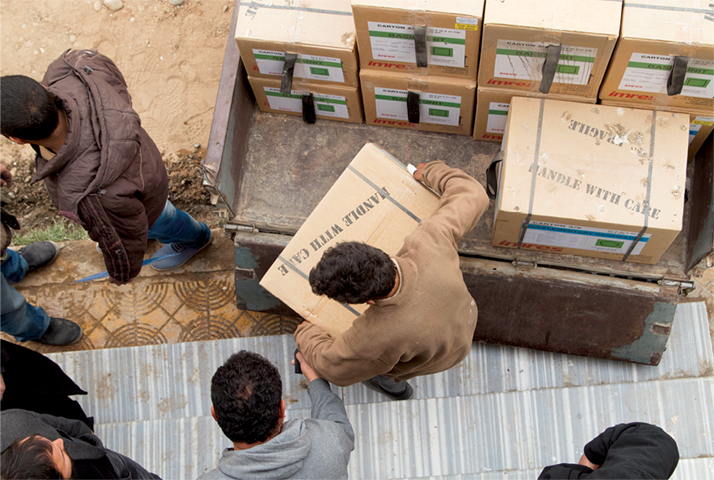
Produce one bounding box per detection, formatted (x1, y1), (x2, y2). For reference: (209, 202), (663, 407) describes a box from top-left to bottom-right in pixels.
(538, 422), (679, 479)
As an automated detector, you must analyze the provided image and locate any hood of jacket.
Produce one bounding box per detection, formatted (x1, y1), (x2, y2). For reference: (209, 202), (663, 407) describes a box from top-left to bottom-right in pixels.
(32, 49), (142, 215)
(216, 419), (312, 480)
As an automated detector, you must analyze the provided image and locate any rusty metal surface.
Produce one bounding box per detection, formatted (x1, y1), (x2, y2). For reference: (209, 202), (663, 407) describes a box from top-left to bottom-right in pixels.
(686, 133), (714, 271)
(232, 232), (676, 365)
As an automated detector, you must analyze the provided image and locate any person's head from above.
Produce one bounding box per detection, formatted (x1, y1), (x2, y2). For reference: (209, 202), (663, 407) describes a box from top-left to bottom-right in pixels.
(1, 434), (72, 479)
(210, 350), (286, 449)
(0, 75), (59, 144)
(309, 241), (395, 305)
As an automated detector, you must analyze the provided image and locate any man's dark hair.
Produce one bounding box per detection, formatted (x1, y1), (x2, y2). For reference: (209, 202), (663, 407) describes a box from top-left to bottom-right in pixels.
(309, 242), (395, 304)
(1, 75), (59, 141)
(0, 435), (64, 479)
(211, 351), (283, 445)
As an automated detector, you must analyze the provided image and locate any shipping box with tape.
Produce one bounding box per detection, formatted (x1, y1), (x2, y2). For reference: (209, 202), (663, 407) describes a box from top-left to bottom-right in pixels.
(601, 99), (713, 161)
(248, 76), (364, 124)
(360, 68), (476, 135)
(478, 0), (621, 98)
(235, 0), (359, 88)
(598, 0), (714, 111)
(351, 0), (485, 79)
(493, 97), (689, 264)
(473, 87), (596, 142)
(259, 143), (439, 337)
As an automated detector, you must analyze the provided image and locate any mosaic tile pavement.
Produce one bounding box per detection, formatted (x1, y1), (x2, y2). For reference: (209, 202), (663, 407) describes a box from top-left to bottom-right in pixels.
(2, 230), (301, 354)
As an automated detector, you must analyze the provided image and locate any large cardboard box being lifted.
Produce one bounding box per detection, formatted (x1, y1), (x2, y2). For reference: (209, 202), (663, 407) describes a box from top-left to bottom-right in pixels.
(235, 0), (359, 88)
(600, 99), (714, 161)
(260, 143), (439, 336)
(248, 76), (364, 124)
(352, 0), (485, 79)
(473, 86), (596, 142)
(599, 0), (714, 110)
(493, 98), (688, 265)
(361, 69), (476, 135)
(479, 0), (621, 98)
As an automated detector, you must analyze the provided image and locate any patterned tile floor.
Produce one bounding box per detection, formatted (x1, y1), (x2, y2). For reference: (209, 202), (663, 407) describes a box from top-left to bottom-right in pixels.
(3, 230), (712, 355)
(2, 230), (300, 354)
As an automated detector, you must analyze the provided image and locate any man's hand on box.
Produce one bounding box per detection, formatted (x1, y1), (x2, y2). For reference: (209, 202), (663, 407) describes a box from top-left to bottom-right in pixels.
(413, 163), (426, 182)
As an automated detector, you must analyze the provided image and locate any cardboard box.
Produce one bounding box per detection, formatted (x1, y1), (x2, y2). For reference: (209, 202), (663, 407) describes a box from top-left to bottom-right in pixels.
(360, 68), (476, 135)
(479, 0), (621, 97)
(351, 0), (485, 79)
(599, 0), (714, 110)
(473, 86), (596, 142)
(235, 0), (359, 88)
(248, 76), (364, 124)
(493, 97), (688, 264)
(260, 143), (439, 336)
(601, 100), (713, 161)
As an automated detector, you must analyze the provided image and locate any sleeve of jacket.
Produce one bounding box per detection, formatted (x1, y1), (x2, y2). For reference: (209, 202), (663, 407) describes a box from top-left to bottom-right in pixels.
(420, 161), (489, 245)
(583, 422), (679, 478)
(78, 193), (148, 283)
(295, 323), (393, 387)
(307, 378), (355, 445)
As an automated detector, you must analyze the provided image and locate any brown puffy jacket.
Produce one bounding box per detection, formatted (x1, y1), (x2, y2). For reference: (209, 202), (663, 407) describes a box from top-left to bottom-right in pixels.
(32, 50), (168, 282)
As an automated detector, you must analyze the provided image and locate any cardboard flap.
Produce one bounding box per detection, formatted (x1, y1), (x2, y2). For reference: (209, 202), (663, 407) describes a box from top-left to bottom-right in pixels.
(259, 143), (440, 336)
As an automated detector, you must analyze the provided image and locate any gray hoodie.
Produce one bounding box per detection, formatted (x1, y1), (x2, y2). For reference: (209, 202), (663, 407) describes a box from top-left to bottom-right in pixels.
(199, 379), (354, 480)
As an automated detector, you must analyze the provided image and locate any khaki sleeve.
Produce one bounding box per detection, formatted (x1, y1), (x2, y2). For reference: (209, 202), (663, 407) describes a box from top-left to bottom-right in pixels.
(295, 323), (393, 387)
(420, 161), (490, 244)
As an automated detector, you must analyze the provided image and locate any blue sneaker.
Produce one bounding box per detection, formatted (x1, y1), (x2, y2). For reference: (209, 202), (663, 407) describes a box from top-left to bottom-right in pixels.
(150, 231), (212, 271)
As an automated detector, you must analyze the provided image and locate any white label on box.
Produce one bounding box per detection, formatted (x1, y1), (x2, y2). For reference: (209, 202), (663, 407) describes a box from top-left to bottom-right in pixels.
(253, 49), (345, 83)
(487, 102), (509, 133)
(455, 16), (479, 31)
(374, 87), (461, 126)
(367, 22), (466, 68)
(690, 116), (714, 144)
(494, 40), (597, 85)
(522, 221), (651, 255)
(264, 88), (349, 118)
(619, 53), (714, 98)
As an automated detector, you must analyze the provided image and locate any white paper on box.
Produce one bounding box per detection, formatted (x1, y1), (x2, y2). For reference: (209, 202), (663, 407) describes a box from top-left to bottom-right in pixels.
(367, 22), (467, 68)
(375, 87), (462, 126)
(264, 87), (349, 118)
(259, 144), (440, 336)
(253, 49), (346, 83)
(522, 221), (651, 255)
(487, 102), (509, 133)
(690, 116), (714, 144)
(494, 40), (597, 85)
(618, 53), (714, 98)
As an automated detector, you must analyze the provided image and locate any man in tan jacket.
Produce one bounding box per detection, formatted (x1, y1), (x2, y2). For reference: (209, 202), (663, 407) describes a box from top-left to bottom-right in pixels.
(294, 161), (489, 400)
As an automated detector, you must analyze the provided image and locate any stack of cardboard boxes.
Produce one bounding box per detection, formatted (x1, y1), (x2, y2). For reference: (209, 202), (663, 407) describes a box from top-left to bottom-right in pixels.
(473, 0), (622, 142)
(598, 0), (714, 160)
(234, 0), (363, 123)
(353, 0), (485, 136)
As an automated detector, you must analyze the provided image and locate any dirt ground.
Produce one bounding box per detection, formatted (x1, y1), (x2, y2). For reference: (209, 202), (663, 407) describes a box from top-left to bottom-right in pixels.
(0, 0), (232, 231)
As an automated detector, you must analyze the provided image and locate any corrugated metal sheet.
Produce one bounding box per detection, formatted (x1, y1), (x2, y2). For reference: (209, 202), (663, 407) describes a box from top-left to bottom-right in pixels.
(47, 302), (713, 479)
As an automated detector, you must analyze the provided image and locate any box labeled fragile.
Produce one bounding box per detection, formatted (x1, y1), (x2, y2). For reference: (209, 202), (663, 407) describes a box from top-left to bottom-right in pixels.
(235, 0), (359, 87)
(493, 98), (689, 264)
(260, 143), (440, 336)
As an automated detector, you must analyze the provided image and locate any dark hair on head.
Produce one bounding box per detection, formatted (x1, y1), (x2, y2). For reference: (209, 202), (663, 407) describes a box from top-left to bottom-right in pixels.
(1, 435), (63, 479)
(309, 241), (395, 304)
(211, 351), (283, 445)
(1, 75), (59, 141)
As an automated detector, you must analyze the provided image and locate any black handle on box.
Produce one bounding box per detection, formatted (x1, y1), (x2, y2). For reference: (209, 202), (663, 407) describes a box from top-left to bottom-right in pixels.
(281, 53), (298, 94)
(294, 348), (302, 374)
(407, 91), (420, 124)
(667, 56), (689, 96)
(486, 150), (504, 200)
(539, 44), (562, 94)
(414, 25), (428, 68)
(302, 93), (316, 124)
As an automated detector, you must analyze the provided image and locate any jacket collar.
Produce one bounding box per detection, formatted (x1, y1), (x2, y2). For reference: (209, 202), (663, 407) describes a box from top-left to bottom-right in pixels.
(31, 92), (81, 183)
(374, 257), (416, 308)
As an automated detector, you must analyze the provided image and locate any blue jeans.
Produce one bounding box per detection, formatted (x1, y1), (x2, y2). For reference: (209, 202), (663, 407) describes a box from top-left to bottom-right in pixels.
(1, 250), (50, 341)
(148, 200), (210, 247)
